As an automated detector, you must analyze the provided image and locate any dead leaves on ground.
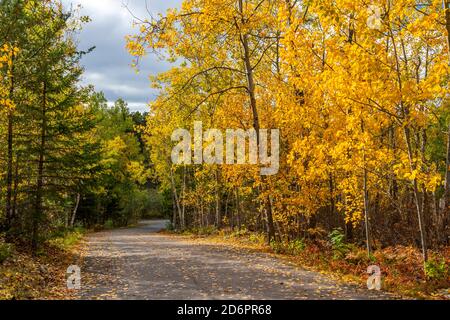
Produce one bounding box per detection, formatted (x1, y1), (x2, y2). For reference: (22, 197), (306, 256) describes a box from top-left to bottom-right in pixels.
(0, 242), (83, 300)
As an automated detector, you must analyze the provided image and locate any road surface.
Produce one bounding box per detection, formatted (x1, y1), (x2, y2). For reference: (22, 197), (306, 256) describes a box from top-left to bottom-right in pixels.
(79, 220), (392, 300)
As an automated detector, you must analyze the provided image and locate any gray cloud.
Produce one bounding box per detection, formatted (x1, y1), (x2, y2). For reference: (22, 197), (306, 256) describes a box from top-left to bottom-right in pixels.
(62, 0), (181, 112)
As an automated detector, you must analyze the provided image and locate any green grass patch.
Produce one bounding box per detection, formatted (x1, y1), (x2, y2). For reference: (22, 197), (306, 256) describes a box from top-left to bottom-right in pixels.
(0, 242), (14, 264)
(270, 238), (306, 255)
(47, 227), (86, 251)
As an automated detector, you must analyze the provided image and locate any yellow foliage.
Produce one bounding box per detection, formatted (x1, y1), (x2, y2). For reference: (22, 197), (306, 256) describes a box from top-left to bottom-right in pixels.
(127, 0), (449, 230)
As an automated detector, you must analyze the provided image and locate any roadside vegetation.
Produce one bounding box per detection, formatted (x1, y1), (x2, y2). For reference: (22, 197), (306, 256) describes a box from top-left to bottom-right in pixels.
(0, 228), (83, 299)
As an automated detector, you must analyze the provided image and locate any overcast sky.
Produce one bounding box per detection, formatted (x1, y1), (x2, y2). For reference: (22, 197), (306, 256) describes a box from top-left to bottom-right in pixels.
(61, 0), (182, 112)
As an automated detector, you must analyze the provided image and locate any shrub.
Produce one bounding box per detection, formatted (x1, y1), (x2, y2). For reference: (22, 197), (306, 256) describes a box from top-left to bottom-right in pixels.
(270, 238), (306, 255)
(288, 239), (306, 255)
(104, 219), (114, 230)
(270, 240), (285, 254)
(229, 228), (249, 238)
(248, 233), (265, 245)
(329, 228), (350, 259)
(344, 248), (373, 265)
(192, 226), (218, 236)
(306, 227), (327, 240)
(0, 242), (14, 264)
(425, 256), (449, 281)
(47, 228), (85, 251)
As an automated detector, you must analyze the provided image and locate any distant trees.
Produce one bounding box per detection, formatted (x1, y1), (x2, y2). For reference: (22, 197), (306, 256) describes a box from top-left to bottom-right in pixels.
(79, 95), (152, 227)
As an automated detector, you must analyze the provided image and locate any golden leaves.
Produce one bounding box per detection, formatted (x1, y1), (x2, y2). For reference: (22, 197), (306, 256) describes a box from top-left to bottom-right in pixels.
(0, 44), (18, 112)
(129, 0), (449, 229)
(278, 0), (449, 224)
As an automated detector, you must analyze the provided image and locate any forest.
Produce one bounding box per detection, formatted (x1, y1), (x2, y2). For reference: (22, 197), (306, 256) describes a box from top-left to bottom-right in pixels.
(127, 0), (449, 263)
(0, 0), (157, 252)
(0, 0), (449, 300)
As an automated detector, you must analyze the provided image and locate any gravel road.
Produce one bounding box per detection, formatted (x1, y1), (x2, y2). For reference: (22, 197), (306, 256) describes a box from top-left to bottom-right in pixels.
(79, 220), (393, 300)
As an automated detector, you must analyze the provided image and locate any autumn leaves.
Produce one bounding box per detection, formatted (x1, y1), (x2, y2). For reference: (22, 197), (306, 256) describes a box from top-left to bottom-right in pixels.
(128, 0), (449, 261)
(0, 44), (17, 112)
(171, 122), (280, 175)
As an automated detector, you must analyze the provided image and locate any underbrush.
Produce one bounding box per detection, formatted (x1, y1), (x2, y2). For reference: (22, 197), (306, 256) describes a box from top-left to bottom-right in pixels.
(103, 219), (115, 230)
(270, 239), (306, 255)
(0, 236), (14, 264)
(181, 225), (219, 236)
(47, 227), (86, 251)
(0, 230), (84, 300)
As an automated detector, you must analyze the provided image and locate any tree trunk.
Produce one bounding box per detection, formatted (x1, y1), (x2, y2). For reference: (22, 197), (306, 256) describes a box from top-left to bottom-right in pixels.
(444, 1), (450, 63)
(170, 167), (182, 230)
(11, 152), (20, 231)
(70, 193), (81, 228)
(361, 120), (372, 257)
(442, 0), (450, 245)
(238, 0), (275, 243)
(32, 81), (47, 252)
(235, 189), (241, 230)
(172, 193), (177, 229)
(215, 169), (221, 228)
(181, 165), (186, 229)
(5, 52), (15, 237)
(403, 127), (428, 263)
(345, 221), (353, 241)
(266, 195), (275, 243)
(224, 192), (229, 228)
(200, 202), (205, 228)
(363, 163), (372, 256)
(443, 124), (450, 244)
(328, 175), (337, 228)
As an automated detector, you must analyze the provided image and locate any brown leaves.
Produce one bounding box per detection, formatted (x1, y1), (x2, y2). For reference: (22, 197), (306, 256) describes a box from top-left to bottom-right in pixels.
(0, 241), (82, 300)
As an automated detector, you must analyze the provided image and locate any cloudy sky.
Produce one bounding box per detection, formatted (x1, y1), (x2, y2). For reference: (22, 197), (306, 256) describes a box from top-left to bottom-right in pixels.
(61, 0), (182, 112)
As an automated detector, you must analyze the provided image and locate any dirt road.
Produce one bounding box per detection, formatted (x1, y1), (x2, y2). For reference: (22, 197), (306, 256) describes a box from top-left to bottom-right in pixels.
(79, 220), (392, 300)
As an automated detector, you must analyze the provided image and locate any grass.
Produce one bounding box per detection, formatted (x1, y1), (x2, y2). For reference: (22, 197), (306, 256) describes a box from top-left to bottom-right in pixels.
(47, 227), (86, 251)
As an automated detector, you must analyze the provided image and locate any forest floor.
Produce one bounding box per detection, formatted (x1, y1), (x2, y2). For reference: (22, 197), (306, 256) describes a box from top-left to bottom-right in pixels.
(77, 220), (396, 300)
(0, 231), (84, 300)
